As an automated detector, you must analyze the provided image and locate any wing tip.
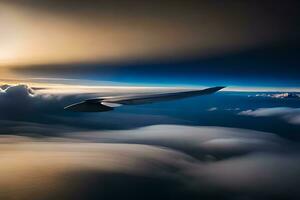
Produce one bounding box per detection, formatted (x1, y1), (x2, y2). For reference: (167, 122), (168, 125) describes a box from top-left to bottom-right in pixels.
(215, 86), (226, 91)
(204, 86), (226, 94)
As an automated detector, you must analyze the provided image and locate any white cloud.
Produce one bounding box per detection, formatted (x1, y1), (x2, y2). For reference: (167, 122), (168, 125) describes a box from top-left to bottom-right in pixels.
(69, 125), (286, 158)
(239, 107), (300, 125)
(207, 107), (217, 111)
(225, 108), (240, 111)
(272, 93), (300, 99)
(249, 93), (300, 99)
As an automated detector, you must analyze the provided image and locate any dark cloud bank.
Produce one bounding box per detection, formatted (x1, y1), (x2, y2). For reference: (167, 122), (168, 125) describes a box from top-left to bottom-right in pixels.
(0, 85), (300, 200)
(1, 125), (300, 200)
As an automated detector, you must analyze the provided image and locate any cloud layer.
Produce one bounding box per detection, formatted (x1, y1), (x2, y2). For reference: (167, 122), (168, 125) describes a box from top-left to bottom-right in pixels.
(0, 85), (300, 199)
(0, 125), (299, 200)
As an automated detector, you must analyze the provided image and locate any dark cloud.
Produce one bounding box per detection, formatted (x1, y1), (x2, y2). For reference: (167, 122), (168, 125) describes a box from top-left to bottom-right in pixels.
(0, 85), (65, 118)
(6, 0), (300, 27)
(0, 85), (87, 134)
(0, 84), (10, 90)
(0, 125), (300, 200)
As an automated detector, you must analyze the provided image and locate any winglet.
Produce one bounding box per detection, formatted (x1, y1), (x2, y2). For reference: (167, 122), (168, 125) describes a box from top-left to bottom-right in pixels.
(199, 86), (226, 94)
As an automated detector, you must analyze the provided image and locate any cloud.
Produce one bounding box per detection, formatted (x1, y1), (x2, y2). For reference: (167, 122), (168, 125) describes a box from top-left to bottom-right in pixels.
(272, 93), (300, 99)
(239, 107), (300, 125)
(1, 84), (34, 97)
(68, 125), (288, 160)
(1, 85), (300, 199)
(186, 153), (300, 199)
(0, 84), (96, 134)
(0, 85), (72, 132)
(225, 108), (240, 111)
(0, 125), (300, 200)
(0, 84), (10, 90)
(0, 84), (59, 111)
(207, 107), (217, 111)
(249, 93), (300, 99)
(0, 141), (194, 200)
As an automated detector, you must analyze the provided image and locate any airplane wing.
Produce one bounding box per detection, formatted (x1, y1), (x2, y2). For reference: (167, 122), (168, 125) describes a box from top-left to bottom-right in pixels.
(64, 86), (225, 112)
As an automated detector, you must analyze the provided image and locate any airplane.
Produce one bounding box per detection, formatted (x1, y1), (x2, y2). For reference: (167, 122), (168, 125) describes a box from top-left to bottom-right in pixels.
(64, 86), (225, 112)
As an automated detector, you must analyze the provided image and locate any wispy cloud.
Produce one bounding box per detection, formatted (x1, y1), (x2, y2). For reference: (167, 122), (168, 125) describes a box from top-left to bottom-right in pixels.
(248, 93), (300, 99)
(239, 107), (300, 125)
(207, 107), (218, 112)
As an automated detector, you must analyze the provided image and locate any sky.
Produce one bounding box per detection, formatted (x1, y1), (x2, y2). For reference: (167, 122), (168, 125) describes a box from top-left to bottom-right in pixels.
(0, 0), (300, 90)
